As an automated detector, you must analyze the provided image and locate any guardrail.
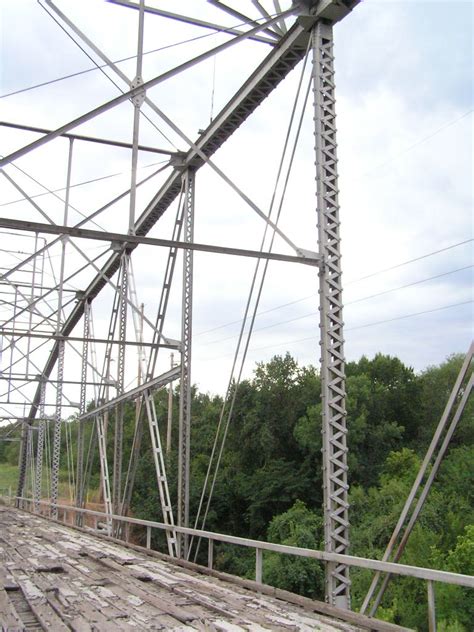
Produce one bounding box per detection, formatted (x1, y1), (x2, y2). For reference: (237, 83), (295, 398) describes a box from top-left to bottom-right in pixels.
(16, 497), (473, 630)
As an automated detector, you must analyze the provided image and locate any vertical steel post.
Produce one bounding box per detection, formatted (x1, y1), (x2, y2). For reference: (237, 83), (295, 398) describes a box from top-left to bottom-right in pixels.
(8, 286), (19, 402)
(128, 0), (145, 234)
(427, 580), (437, 632)
(25, 425), (34, 497)
(51, 340), (64, 517)
(16, 421), (28, 507)
(255, 548), (263, 584)
(312, 20), (350, 608)
(97, 414), (113, 532)
(113, 255), (128, 519)
(51, 138), (74, 518)
(178, 169), (195, 558)
(34, 379), (46, 511)
(167, 352), (174, 455)
(75, 301), (90, 524)
(26, 233), (39, 377)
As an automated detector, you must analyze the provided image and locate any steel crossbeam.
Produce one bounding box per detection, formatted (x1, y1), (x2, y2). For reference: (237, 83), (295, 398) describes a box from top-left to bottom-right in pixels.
(313, 20), (350, 608)
(77, 366), (180, 422)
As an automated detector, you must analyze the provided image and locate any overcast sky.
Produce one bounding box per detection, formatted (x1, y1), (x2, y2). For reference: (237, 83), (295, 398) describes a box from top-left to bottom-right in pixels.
(0, 0), (472, 408)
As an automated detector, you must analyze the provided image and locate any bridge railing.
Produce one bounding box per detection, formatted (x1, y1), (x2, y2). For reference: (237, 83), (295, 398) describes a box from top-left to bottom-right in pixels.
(16, 497), (474, 630)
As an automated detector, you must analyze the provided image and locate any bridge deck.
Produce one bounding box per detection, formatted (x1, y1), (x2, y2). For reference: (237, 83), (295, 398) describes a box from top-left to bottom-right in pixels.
(0, 506), (360, 631)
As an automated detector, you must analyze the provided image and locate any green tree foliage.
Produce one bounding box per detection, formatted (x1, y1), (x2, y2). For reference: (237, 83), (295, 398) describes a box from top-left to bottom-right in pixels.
(263, 500), (325, 599)
(2, 351), (471, 628)
(417, 354), (474, 450)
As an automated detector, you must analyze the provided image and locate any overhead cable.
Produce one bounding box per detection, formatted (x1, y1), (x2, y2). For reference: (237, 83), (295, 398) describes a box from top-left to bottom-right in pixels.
(0, 12), (265, 100)
(196, 239), (473, 337)
(224, 299), (474, 357)
(37, 0), (177, 149)
(202, 264), (473, 345)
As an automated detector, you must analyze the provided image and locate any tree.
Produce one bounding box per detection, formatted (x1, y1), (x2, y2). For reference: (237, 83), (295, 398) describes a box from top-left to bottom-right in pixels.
(263, 500), (325, 599)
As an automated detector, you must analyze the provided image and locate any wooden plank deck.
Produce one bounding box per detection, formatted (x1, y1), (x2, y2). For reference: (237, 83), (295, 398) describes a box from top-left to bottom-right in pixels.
(0, 506), (400, 631)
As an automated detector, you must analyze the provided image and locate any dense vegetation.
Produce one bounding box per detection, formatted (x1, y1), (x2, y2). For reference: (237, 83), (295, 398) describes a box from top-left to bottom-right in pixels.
(1, 352), (472, 629)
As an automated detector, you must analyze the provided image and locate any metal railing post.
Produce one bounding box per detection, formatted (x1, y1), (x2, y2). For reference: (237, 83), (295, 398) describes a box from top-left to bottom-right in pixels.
(427, 580), (436, 632)
(208, 539), (214, 570)
(255, 548), (263, 584)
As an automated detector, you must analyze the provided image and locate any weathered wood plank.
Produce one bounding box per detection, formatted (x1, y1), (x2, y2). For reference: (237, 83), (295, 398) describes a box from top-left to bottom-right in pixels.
(3, 506), (405, 631)
(0, 588), (24, 629)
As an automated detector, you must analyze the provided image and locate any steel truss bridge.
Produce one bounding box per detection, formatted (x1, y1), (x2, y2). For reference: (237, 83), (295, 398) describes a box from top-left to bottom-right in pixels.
(0, 1), (472, 628)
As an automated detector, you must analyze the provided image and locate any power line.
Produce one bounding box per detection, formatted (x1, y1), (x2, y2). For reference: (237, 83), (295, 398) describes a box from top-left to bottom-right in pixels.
(36, 1), (177, 149)
(205, 299), (473, 359)
(0, 13), (270, 100)
(0, 159), (169, 208)
(360, 108), (473, 178)
(345, 239), (473, 286)
(346, 264), (473, 305)
(196, 239), (473, 337)
(202, 265), (472, 346)
(346, 300), (473, 333)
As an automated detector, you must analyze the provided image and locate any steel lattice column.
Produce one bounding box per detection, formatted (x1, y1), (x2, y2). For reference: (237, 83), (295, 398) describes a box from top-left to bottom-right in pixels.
(113, 255), (129, 517)
(312, 21), (350, 608)
(75, 301), (90, 524)
(178, 169), (195, 558)
(51, 339), (65, 518)
(34, 379), (46, 511)
(15, 422), (28, 506)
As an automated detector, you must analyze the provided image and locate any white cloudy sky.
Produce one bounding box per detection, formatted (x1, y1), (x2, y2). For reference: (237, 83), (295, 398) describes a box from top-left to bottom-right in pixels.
(0, 0), (472, 409)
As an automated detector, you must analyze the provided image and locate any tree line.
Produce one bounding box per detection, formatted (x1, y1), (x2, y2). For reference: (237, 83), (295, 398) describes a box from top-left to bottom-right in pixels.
(1, 352), (472, 629)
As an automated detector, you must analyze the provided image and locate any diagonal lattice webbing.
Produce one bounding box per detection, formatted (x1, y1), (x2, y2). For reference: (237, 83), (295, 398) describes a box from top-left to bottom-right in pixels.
(178, 169), (195, 558)
(113, 255), (129, 518)
(313, 20), (350, 608)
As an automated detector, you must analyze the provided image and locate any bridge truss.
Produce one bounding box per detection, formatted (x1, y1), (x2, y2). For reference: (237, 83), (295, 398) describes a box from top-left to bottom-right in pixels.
(0, 0), (361, 608)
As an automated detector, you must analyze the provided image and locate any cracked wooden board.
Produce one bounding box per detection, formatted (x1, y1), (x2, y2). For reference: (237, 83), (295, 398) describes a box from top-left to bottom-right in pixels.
(0, 507), (406, 631)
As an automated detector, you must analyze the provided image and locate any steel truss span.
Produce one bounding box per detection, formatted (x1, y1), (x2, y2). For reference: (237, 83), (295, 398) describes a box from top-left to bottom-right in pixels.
(1, 0), (360, 608)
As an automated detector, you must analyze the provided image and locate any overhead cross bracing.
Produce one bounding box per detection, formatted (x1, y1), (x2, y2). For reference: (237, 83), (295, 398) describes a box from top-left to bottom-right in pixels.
(0, 0), (407, 613)
(4, 3), (337, 427)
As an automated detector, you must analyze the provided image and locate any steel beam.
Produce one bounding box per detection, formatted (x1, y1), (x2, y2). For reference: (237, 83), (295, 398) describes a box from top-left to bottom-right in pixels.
(33, 380), (46, 511)
(77, 366), (180, 421)
(50, 340), (64, 518)
(313, 20), (350, 608)
(75, 302), (90, 524)
(0, 329), (180, 349)
(0, 121), (174, 155)
(113, 256), (129, 517)
(107, 0), (277, 46)
(0, 218), (320, 266)
(15, 422), (28, 507)
(0, 6), (296, 168)
(178, 169), (195, 558)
